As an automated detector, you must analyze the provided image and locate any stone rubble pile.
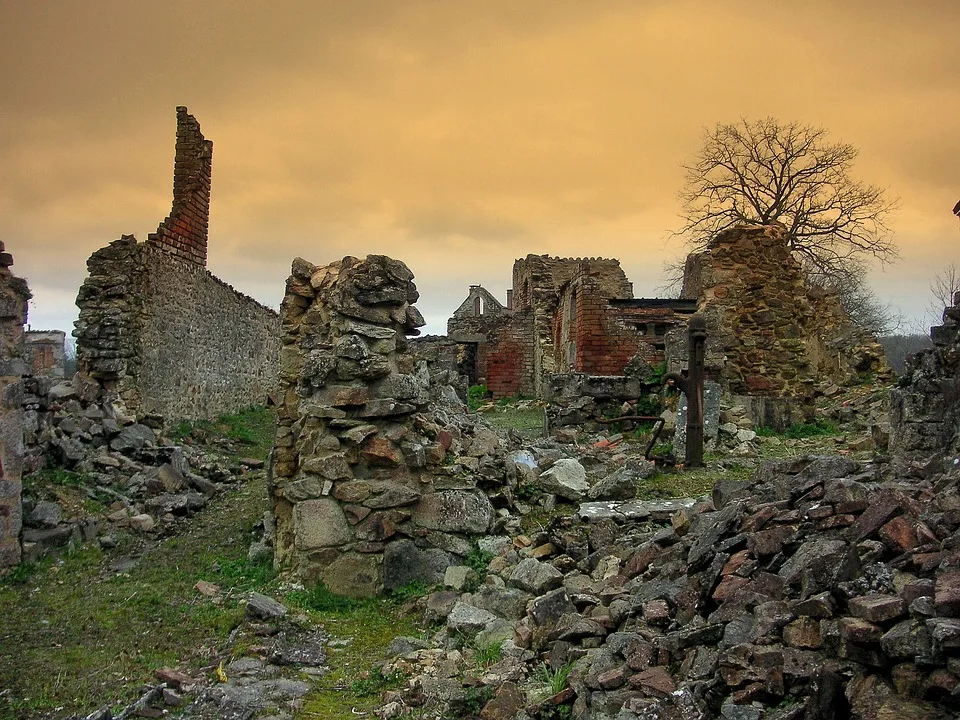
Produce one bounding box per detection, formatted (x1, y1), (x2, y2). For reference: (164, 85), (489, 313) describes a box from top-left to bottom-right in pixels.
(369, 454), (960, 720)
(20, 373), (258, 559)
(82, 593), (326, 720)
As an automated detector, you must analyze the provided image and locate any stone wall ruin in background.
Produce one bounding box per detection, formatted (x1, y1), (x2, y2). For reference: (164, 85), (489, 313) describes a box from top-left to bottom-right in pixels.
(24, 330), (65, 378)
(74, 108), (279, 422)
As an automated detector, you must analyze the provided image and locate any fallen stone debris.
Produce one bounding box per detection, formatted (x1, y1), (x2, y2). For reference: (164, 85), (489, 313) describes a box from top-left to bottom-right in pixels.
(21, 373), (260, 561)
(364, 452), (960, 720)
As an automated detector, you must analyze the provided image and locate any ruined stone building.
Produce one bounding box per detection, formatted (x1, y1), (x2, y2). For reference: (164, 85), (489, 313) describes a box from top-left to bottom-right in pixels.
(24, 330), (66, 378)
(74, 107), (280, 422)
(446, 255), (696, 398)
(443, 225), (890, 424)
(0, 244), (29, 567)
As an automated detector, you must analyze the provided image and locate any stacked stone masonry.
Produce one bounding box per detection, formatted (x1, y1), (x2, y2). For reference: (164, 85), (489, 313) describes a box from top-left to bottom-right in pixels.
(272, 254), (503, 597)
(680, 224), (892, 402)
(147, 107), (212, 267)
(889, 291), (960, 464)
(0, 243), (29, 567)
(75, 236), (279, 422)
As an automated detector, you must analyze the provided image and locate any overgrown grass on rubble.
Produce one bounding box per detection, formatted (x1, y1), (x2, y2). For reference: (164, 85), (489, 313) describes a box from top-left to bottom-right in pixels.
(170, 405), (276, 459)
(0, 406), (278, 719)
(291, 582), (424, 719)
(0, 477), (274, 718)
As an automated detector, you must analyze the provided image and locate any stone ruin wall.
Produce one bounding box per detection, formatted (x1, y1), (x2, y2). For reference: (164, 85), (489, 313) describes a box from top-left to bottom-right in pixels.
(0, 243), (29, 567)
(25, 330), (66, 378)
(75, 236), (279, 422)
(889, 291), (960, 466)
(272, 254), (500, 597)
(680, 223), (891, 402)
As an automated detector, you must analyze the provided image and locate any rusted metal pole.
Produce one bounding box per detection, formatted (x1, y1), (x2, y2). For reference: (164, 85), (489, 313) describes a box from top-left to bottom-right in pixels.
(663, 313), (707, 467)
(685, 314), (707, 467)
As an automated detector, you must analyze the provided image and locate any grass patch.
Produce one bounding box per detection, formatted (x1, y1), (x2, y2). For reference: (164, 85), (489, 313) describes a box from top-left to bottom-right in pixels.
(170, 406), (276, 460)
(755, 419), (839, 439)
(635, 468), (717, 500)
(471, 637), (504, 667)
(296, 592), (422, 718)
(534, 660), (576, 694)
(484, 406), (545, 435)
(0, 475), (271, 719)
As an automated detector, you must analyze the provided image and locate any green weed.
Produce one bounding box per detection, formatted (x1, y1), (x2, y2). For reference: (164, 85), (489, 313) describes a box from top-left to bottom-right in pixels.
(471, 637), (504, 667)
(468, 384), (489, 411)
(349, 667), (406, 697)
(534, 660), (576, 694)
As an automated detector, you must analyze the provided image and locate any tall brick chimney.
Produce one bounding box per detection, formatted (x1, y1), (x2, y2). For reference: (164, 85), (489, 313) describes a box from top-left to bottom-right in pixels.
(148, 106), (212, 266)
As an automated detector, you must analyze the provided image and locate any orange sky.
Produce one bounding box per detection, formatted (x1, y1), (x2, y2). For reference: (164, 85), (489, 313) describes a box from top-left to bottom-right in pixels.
(3, 0), (958, 337)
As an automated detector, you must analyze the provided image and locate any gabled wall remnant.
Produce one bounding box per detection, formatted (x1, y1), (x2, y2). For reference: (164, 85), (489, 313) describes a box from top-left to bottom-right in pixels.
(273, 254), (500, 597)
(889, 290), (960, 464)
(445, 256), (698, 399)
(74, 108), (279, 422)
(25, 330), (65, 378)
(0, 243), (29, 567)
(680, 223), (891, 401)
(147, 107), (212, 267)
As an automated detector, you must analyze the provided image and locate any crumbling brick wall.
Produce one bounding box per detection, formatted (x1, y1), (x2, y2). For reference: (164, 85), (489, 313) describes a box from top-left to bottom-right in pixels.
(74, 108), (278, 423)
(0, 243), (29, 567)
(147, 107), (212, 267)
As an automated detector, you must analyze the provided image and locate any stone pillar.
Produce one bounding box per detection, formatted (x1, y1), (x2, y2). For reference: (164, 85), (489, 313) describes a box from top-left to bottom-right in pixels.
(147, 106), (212, 266)
(889, 291), (960, 464)
(272, 255), (496, 597)
(0, 243), (29, 567)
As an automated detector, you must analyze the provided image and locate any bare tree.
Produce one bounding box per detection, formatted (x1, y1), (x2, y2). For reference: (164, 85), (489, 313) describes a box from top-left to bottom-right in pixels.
(804, 261), (902, 336)
(926, 262), (960, 326)
(677, 117), (899, 281)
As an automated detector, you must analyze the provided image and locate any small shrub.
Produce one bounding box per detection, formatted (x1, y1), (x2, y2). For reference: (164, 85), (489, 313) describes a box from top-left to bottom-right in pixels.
(286, 581), (361, 613)
(784, 419), (838, 438)
(534, 660), (575, 694)
(468, 384), (489, 411)
(471, 637), (503, 667)
(350, 667), (406, 697)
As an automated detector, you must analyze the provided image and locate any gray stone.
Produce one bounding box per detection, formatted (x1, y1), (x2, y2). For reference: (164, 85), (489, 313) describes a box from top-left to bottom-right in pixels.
(536, 458), (589, 501)
(411, 490), (493, 534)
(293, 498), (353, 549)
(587, 468), (638, 501)
(109, 423), (156, 453)
(446, 600), (498, 633)
(383, 538), (453, 590)
(247, 592), (288, 620)
(28, 500), (62, 529)
(529, 587), (576, 626)
(471, 585), (533, 621)
(509, 558), (563, 594)
(388, 635), (431, 656)
(778, 538), (861, 595)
